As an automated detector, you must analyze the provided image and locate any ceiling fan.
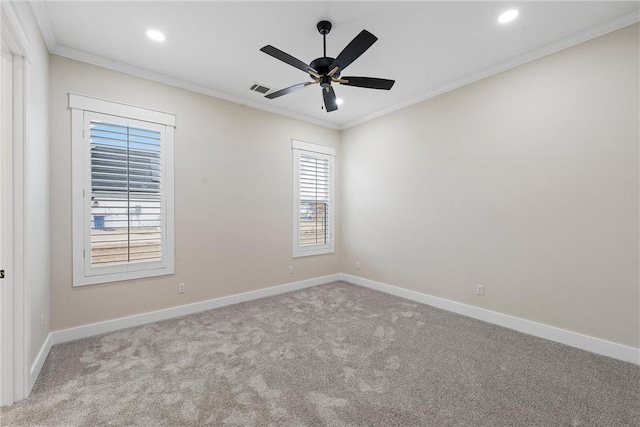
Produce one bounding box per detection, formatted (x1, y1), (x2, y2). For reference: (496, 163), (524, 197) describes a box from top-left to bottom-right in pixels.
(260, 20), (395, 112)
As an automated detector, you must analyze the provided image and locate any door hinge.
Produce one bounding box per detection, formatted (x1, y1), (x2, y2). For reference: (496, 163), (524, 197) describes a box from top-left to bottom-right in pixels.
(0, 270), (5, 279)
(83, 249), (86, 258)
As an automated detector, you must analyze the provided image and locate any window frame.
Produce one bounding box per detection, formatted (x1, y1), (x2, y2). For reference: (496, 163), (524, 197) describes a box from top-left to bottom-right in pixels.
(70, 93), (175, 287)
(291, 139), (335, 258)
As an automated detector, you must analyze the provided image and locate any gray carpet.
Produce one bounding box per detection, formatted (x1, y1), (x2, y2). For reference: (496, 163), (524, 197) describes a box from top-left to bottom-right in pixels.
(1, 282), (638, 426)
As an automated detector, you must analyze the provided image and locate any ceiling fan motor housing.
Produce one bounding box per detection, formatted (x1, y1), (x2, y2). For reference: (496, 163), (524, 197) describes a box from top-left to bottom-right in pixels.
(310, 57), (338, 80)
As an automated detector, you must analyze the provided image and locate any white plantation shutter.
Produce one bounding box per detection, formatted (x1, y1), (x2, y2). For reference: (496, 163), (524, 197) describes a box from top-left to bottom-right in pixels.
(89, 120), (162, 266)
(292, 140), (335, 257)
(299, 154), (330, 246)
(70, 94), (175, 287)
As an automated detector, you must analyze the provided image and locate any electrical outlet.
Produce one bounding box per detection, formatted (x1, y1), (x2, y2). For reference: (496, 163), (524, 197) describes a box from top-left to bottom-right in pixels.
(40, 313), (45, 330)
(178, 283), (186, 294)
(356, 261), (361, 269)
(288, 266), (294, 275)
(476, 284), (485, 296)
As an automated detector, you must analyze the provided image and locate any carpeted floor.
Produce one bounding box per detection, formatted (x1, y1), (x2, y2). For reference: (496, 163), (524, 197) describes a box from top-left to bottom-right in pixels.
(1, 282), (638, 426)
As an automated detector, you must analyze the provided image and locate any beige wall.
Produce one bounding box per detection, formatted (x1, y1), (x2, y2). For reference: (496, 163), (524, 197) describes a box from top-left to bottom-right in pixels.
(13, 2), (51, 367)
(50, 55), (341, 330)
(50, 24), (638, 349)
(340, 24), (639, 348)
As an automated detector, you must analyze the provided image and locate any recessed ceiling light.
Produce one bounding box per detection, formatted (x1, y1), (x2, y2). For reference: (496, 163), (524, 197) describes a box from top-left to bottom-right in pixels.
(147, 29), (165, 42)
(498, 9), (519, 24)
(336, 98), (344, 105)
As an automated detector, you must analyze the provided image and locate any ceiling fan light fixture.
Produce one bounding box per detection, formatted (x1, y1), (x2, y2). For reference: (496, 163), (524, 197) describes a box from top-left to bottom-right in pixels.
(147, 29), (166, 42)
(498, 9), (519, 24)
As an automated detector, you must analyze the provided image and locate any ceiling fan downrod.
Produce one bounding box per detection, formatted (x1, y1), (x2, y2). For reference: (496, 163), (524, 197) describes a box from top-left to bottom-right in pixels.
(317, 20), (332, 58)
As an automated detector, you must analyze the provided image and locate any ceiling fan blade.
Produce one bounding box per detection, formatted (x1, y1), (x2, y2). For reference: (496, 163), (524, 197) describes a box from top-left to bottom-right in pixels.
(260, 45), (319, 77)
(340, 76), (395, 90)
(265, 81), (315, 99)
(323, 86), (338, 112)
(329, 30), (377, 73)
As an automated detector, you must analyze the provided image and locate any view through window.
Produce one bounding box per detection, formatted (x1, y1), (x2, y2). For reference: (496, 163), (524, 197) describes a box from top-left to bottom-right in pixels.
(299, 153), (330, 247)
(89, 121), (162, 266)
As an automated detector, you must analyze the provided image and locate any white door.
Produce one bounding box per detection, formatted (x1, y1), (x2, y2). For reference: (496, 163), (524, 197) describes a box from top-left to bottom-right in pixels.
(0, 41), (15, 407)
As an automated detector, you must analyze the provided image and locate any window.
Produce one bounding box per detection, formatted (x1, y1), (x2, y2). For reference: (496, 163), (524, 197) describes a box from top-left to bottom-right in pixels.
(70, 94), (175, 286)
(292, 140), (335, 257)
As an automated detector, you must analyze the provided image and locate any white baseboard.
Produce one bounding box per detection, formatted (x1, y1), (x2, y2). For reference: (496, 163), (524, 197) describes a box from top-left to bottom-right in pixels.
(341, 273), (639, 365)
(29, 332), (52, 392)
(51, 274), (341, 346)
(44, 272), (639, 369)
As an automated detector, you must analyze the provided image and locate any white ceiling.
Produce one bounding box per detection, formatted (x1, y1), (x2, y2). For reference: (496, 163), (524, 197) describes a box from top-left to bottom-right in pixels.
(34, 1), (639, 129)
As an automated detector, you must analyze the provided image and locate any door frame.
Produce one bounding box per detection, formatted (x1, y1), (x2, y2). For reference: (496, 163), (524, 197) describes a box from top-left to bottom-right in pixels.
(1, 2), (30, 406)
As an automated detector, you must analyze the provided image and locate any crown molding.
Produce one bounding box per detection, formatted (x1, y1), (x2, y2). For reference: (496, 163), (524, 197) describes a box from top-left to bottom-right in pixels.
(29, 0), (57, 52)
(53, 45), (339, 130)
(339, 9), (640, 130)
(2, 1), (32, 62)
(29, 2), (338, 130)
(27, 2), (639, 132)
